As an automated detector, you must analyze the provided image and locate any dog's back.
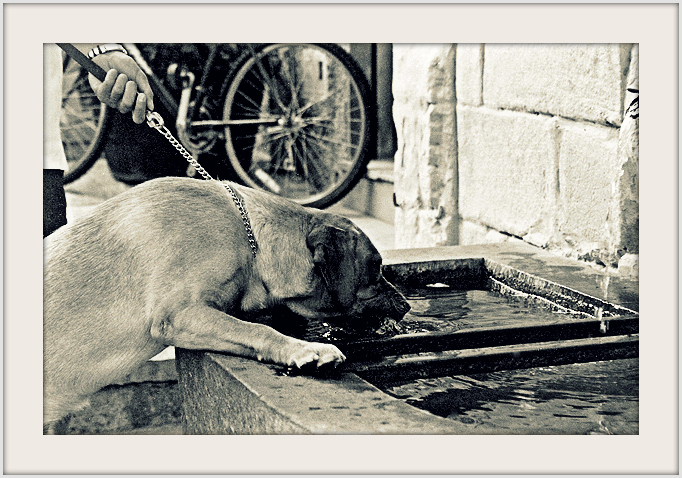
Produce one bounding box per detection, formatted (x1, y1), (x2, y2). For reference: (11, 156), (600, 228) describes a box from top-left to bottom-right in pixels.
(43, 177), (403, 426)
(43, 177), (251, 423)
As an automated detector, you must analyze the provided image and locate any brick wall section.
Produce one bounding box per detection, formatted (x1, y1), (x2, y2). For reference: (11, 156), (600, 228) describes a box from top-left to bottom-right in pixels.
(393, 43), (638, 271)
(457, 107), (558, 240)
(610, 44), (639, 258)
(393, 44), (458, 248)
(556, 120), (620, 248)
(482, 44), (627, 126)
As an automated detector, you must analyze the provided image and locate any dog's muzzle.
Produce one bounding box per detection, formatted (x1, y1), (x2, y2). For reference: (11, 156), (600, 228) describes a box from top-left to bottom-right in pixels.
(346, 281), (411, 331)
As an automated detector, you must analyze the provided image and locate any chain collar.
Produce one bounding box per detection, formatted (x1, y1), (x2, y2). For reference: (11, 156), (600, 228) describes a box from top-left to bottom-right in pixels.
(221, 184), (258, 258)
(146, 111), (258, 258)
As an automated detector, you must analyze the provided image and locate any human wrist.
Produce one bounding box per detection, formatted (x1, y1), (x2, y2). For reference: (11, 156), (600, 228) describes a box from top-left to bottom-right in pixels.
(87, 44), (128, 59)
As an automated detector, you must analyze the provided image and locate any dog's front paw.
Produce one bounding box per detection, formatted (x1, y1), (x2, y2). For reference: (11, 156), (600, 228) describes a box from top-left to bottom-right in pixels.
(283, 340), (346, 369)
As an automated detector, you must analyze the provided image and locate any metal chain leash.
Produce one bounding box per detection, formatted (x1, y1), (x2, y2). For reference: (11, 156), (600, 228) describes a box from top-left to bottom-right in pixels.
(146, 111), (258, 258)
(53, 44), (256, 257)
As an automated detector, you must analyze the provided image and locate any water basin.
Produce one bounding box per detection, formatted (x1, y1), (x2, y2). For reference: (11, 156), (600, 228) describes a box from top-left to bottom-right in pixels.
(376, 289), (639, 436)
(286, 286), (639, 435)
(176, 243), (639, 435)
(255, 281), (638, 435)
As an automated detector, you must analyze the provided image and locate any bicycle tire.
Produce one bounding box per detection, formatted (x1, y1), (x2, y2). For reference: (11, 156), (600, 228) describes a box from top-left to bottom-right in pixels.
(60, 57), (111, 184)
(220, 43), (372, 209)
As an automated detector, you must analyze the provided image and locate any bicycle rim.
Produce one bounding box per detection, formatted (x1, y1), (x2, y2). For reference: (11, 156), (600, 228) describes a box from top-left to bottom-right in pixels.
(221, 43), (371, 209)
(60, 58), (110, 184)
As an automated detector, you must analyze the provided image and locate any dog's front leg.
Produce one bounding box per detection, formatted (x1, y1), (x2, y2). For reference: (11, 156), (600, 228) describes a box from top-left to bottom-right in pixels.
(150, 304), (345, 369)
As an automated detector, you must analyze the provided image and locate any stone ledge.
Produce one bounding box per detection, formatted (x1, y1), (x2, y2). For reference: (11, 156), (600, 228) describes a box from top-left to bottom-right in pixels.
(177, 349), (463, 434)
(384, 243), (638, 311)
(365, 159), (395, 183)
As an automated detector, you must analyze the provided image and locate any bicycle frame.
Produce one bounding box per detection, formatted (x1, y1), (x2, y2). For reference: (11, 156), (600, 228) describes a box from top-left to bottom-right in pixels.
(90, 43), (372, 208)
(61, 42), (372, 208)
(124, 43), (280, 154)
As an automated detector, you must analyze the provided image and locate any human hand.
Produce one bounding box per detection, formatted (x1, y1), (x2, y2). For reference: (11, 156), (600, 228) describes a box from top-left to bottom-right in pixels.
(88, 51), (155, 124)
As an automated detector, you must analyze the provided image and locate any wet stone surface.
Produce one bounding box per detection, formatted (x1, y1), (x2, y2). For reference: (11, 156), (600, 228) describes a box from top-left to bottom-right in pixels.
(492, 251), (639, 312)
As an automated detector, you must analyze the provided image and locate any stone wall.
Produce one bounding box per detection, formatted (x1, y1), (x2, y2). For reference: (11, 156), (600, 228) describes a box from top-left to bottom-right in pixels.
(393, 44), (459, 248)
(393, 43), (639, 273)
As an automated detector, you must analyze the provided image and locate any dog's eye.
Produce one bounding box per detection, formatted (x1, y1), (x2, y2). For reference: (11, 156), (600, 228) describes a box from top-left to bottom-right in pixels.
(369, 257), (382, 282)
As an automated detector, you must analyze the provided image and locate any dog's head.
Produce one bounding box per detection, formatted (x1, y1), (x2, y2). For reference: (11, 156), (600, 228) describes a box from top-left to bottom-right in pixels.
(284, 213), (410, 332)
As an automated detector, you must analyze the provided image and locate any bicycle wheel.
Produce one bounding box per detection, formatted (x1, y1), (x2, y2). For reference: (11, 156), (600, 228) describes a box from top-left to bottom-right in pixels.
(60, 57), (110, 184)
(221, 43), (371, 209)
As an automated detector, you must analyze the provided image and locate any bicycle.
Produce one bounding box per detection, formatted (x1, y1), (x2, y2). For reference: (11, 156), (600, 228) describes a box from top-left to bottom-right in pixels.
(60, 43), (372, 209)
(60, 52), (110, 183)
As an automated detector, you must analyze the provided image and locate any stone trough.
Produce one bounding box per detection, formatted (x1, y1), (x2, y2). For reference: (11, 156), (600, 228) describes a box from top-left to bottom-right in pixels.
(53, 241), (637, 434)
(176, 241), (639, 435)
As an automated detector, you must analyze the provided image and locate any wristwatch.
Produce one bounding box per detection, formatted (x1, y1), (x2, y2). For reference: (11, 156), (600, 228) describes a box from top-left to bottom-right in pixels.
(87, 44), (128, 59)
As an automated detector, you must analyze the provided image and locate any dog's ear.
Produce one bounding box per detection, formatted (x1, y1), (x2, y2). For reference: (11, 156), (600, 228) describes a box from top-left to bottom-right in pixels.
(307, 223), (357, 308)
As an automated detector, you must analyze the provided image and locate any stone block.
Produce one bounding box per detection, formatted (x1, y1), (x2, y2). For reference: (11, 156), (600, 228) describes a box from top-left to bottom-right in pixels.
(618, 253), (639, 278)
(177, 349), (306, 434)
(394, 205), (420, 248)
(607, 43), (638, 254)
(395, 205), (456, 249)
(393, 112), (424, 206)
(557, 119), (619, 247)
(459, 220), (514, 246)
(523, 231), (552, 249)
(393, 44), (454, 108)
(176, 349), (461, 435)
(459, 220), (490, 245)
(455, 43), (484, 106)
(393, 45), (455, 185)
(457, 105), (558, 239)
(613, 107), (639, 253)
(393, 44), (458, 247)
(483, 44), (628, 126)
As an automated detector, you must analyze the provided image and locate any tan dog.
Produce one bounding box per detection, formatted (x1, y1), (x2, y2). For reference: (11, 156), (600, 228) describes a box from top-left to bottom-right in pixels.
(44, 177), (409, 426)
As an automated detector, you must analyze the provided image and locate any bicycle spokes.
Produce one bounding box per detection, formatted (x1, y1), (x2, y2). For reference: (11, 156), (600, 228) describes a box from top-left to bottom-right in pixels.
(222, 44), (369, 207)
(60, 57), (109, 183)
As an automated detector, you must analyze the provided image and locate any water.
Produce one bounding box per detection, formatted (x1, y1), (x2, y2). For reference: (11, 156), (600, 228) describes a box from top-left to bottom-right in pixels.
(398, 286), (586, 334)
(375, 288), (638, 435)
(283, 286), (587, 343)
(380, 359), (638, 435)
(262, 287), (638, 434)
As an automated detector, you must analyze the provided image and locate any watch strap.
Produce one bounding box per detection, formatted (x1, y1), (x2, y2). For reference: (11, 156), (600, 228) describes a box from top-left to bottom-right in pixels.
(87, 44), (128, 59)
